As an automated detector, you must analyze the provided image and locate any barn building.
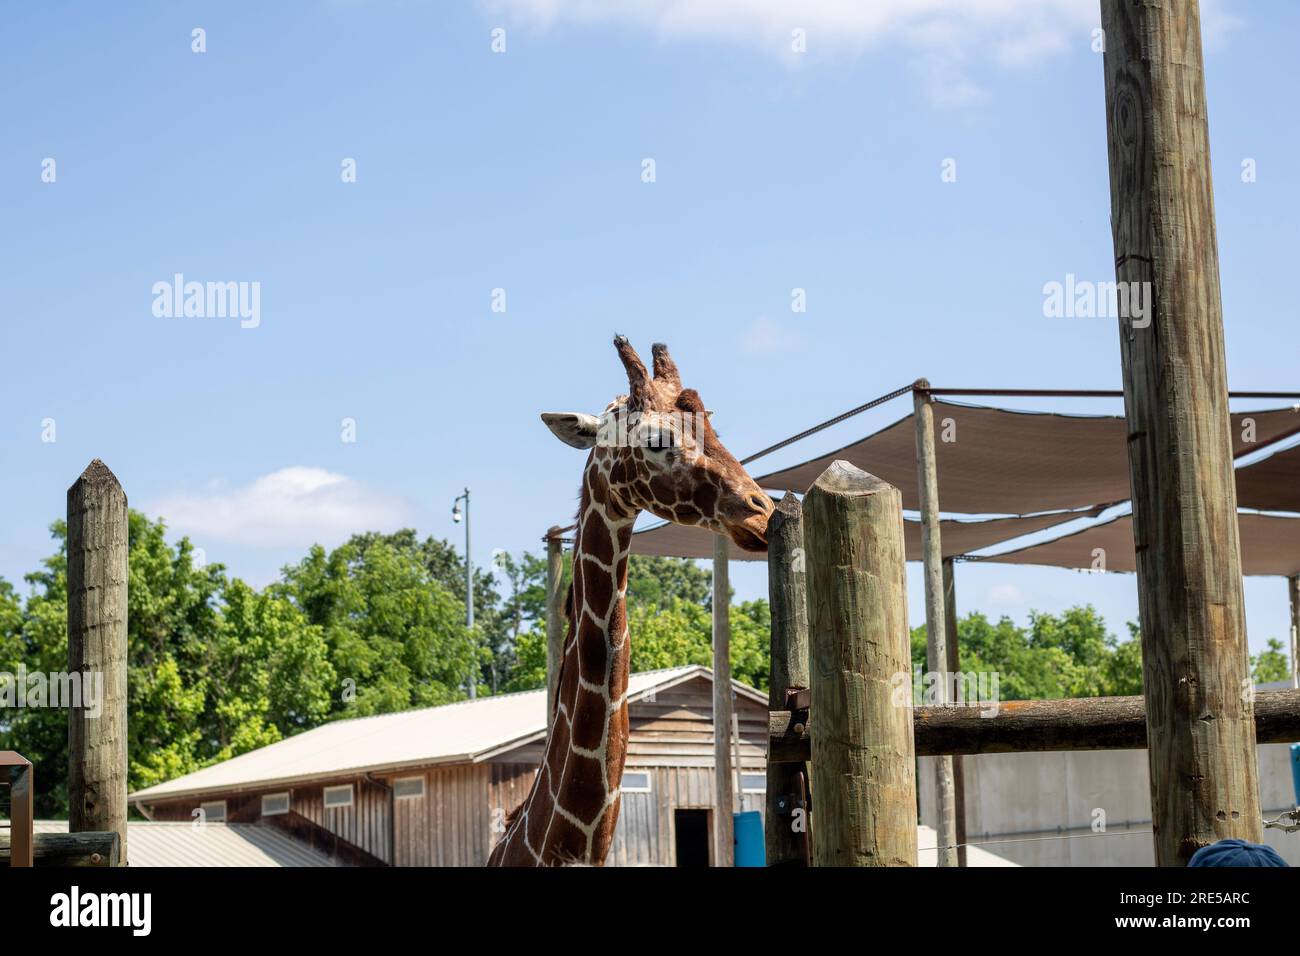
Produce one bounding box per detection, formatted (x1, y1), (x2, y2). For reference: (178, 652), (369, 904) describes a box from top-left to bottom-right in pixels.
(129, 666), (770, 866)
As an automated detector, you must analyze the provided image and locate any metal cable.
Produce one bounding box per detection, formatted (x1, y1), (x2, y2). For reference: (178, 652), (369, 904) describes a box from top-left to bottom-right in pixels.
(739, 381), (918, 466)
(938, 828), (1154, 851)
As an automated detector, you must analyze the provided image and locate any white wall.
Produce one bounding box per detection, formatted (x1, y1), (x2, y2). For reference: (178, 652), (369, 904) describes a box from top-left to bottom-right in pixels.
(918, 743), (1299, 866)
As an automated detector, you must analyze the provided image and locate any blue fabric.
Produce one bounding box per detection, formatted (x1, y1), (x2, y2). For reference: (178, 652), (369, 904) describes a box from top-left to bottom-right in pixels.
(1187, 838), (1289, 868)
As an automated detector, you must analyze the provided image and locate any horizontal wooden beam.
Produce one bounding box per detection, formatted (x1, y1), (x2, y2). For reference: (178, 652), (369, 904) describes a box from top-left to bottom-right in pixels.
(769, 689), (1300, 762)
(0, 830), (120, 867)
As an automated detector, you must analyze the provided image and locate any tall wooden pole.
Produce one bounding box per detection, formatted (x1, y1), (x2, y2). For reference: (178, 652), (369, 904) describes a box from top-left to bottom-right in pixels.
(942, 557), (968, 867)
(804, 461), (917, 866)
(67, 459), (129, 866)
(544, 527), (566, 730)
(712, 534), (736, 866)
(913, 381), (957, 866)
(1101, 0), (1261, 864)
(765, 493), (811, 866)
(1289, 575), (1299, 690)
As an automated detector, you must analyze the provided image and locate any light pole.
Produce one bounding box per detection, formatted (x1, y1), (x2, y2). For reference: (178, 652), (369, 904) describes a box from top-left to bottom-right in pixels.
(451, 488), (475, 699)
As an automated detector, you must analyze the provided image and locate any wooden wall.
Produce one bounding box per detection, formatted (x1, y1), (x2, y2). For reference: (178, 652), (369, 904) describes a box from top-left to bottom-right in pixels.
(139, 676), (770, 867)
(625, 678), (768, 770)
(385, 763), (494, 866)
(144, 775), (395, 863)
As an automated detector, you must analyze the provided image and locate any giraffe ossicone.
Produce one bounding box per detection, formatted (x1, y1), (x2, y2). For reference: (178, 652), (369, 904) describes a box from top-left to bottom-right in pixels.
(487, 336), (774, 866)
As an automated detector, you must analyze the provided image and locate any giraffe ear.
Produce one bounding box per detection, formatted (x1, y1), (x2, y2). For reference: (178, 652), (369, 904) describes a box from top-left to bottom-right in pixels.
(541, 412), (600, 449)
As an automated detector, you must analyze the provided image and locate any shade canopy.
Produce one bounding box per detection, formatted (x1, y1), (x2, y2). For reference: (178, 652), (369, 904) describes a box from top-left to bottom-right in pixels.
(629, 506), (1105, 563)
(1236, 442), (1300, 514)
(976, 512), (1300, 578)
(754, 401), (1300, 514)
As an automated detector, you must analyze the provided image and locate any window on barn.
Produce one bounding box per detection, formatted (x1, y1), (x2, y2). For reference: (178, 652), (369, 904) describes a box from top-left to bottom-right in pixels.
(393, 776), (425, 799)
(620, 771), (651, 793)
(323, 784), (354, 809)
(261, 792), (290, 816)
(199, 800), (227, 822)
(740, 774), (766, 793)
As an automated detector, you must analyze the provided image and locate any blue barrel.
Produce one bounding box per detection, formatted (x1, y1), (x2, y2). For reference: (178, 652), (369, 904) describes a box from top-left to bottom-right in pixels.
(1291, 743), (1300, 806)
(733, 810), (765, 867)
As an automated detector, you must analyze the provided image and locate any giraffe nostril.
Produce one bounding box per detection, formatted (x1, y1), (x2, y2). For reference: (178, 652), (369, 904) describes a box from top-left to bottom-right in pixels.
(746, 492), (771, 515)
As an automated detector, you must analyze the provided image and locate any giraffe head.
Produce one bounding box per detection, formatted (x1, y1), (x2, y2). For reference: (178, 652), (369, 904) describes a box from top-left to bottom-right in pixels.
(542, 336), (774, 551)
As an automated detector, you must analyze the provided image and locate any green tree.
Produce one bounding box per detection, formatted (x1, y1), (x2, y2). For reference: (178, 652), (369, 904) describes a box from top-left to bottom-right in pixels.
(4, 513), (339, 814)
(627, 597), (770, 691)
(277, 535), (475, 715)
(626, 556), (713, 610)
(333, 530), (504, 694)
(503, 624), (549, 693)
(1251, 637), (1292, 685)
(489, 550), (549, 693)
(911, 605), (1145, 702)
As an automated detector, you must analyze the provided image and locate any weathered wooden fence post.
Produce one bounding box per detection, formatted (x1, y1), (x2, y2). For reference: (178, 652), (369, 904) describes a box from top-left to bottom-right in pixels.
(804, 461), (917, 866)
(712, 535), (736, 866)
(913, 381), (957, 866)
(1, 752), (33, 867)
(544, 527), (566, 729)
(1101, 0), (1262, 863)
(67, 459), (129, 865)
(942, 557), (968, 867)
(766, 493), (811, 866)
(1289, 575), (1299, 690)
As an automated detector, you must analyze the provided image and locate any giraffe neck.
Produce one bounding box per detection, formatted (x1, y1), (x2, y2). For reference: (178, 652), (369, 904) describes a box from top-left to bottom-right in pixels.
(489, 454), (637, 866)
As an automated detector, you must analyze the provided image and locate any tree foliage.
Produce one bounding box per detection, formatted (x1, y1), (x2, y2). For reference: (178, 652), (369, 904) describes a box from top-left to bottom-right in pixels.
(911, 605), (1146, 701)
(5, 505), (1289, 819)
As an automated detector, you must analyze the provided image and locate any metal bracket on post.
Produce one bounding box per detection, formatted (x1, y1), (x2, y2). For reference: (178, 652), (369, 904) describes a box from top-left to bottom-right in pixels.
(784, 687), (810, 736)
(1262, 808), (1300, 834)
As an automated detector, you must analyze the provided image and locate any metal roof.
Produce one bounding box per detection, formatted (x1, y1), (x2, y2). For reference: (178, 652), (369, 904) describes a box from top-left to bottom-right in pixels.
(131, 666), (766, 803)
(36, 821), (344, 867)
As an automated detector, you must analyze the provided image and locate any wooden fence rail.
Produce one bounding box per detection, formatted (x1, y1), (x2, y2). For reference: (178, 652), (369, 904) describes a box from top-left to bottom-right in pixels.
(769, 689), (1300, 763)
(0, 831), (120, 868)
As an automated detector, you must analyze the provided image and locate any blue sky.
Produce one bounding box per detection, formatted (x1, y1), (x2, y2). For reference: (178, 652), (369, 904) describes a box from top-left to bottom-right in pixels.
(2, 1), (1297, 654)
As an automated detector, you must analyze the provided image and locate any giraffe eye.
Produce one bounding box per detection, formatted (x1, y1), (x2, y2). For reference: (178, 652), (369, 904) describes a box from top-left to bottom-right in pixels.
(646, 429), (677, 451)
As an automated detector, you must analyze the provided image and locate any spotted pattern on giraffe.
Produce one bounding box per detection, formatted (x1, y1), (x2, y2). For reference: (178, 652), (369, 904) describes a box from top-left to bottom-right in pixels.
(486, 337), (773, 866)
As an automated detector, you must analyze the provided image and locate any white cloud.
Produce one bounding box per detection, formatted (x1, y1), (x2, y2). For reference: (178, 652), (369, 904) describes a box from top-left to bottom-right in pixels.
(148, 467), (411, 549)
(985, 583), (1027, 606)
(483, 0), (1244, 104)
(484, 0), (1103, 102)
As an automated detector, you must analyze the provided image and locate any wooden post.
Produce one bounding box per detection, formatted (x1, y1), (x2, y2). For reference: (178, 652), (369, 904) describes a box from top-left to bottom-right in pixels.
(712, 534), (736, 866)
(1, 752), (33, 867)
(1100, 0), (1261, 864)
(942, 557), (968, 868)
(544, 527), (566, 729)
(804, 460), (917, 866)
(765, 493), (811, 866)
(1289, 575), (1299, 690)
(732, 711), (743, 807)
(913, 382), (957, 866)
(67, 459), (129, 866)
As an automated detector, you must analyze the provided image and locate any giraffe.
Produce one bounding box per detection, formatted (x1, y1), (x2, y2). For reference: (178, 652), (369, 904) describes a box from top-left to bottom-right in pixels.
(487, 335), (773, 866)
